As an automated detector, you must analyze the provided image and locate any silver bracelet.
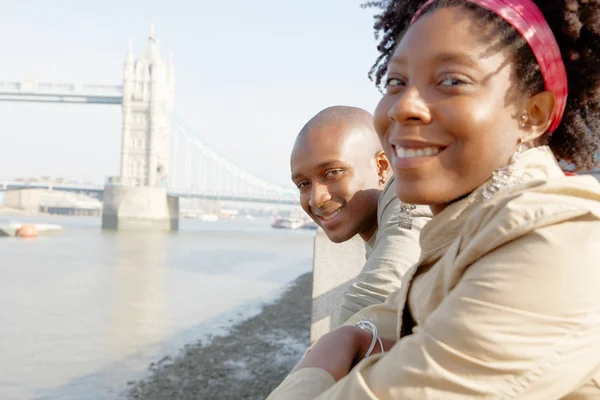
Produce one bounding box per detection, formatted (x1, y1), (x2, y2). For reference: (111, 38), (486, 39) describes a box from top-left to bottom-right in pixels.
(354, 318), (384, 358)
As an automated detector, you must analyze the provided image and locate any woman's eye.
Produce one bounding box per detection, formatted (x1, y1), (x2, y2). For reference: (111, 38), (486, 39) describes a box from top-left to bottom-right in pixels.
(440, 77), (467, 87)
(296, 181), (309, 190)
(385, 78), (405, 88)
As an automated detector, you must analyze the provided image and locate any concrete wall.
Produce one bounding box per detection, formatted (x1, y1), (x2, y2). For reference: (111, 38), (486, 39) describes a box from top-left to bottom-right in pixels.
(310, 229), (366, 343)
(3, 189), (101, 213)
(3, 189), (44, 211)
(102, 185), (179, 231)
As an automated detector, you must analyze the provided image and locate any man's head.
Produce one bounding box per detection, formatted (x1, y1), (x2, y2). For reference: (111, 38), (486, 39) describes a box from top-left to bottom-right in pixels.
(291, 106), (390, 243)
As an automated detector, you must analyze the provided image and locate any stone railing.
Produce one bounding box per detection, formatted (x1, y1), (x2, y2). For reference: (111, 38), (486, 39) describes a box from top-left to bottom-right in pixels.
(310, 229), (366, 343)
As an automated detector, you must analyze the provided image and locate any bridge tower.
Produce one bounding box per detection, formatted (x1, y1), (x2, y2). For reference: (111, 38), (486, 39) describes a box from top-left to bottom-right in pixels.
(102, 27), (179, 231)
(120, 26), (175, 187)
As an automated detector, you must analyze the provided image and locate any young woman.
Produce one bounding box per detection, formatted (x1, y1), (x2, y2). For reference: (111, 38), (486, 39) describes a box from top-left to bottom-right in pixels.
(269, 0), (600, 398)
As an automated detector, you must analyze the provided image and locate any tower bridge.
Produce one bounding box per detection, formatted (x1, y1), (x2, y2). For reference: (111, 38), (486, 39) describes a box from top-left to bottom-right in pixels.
(0, 27), (299, 230)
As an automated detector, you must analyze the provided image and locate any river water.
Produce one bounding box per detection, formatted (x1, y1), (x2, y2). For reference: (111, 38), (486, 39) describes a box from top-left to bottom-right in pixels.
(0, 215), (314, 400)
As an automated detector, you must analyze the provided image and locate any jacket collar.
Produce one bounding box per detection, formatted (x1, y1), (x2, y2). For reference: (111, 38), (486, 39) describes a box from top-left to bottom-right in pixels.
(418, 146), (563, 264)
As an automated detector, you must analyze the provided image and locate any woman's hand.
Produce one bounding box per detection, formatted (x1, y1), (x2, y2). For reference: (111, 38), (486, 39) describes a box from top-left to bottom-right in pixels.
(294, 325), (396, 381)
(354, 325), (396, 360)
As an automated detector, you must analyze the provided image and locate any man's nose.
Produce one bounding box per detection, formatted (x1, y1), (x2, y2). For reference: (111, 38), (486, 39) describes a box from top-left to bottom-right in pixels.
(309, 183), (331, 209)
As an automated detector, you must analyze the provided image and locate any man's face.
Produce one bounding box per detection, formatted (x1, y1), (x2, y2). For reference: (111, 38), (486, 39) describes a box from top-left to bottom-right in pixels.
(290, 124), (382, 243)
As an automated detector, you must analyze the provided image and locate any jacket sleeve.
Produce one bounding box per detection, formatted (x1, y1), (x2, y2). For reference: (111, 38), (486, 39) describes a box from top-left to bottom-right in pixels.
(338, 198), (429, 324)
(268, 288), (405, 400)
(272, 217), (600, 399)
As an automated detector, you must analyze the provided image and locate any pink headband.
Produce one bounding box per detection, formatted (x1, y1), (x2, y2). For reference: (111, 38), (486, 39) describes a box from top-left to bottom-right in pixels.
(411, 0), (568, 133)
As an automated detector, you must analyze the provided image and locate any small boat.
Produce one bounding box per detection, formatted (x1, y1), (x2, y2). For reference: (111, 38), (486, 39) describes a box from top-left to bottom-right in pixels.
(0, 222), (63, 237)
(272, 216), (306, 230)
(199, 214), (219, 222)
(9, 222), (63, 232)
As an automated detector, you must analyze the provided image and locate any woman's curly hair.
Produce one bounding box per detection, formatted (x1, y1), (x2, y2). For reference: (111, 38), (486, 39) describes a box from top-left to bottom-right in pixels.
(362, 0), (600, 171)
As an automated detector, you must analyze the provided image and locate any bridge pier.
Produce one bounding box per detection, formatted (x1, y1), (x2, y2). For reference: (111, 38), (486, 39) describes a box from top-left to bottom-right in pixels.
(101, 185), (179, 231)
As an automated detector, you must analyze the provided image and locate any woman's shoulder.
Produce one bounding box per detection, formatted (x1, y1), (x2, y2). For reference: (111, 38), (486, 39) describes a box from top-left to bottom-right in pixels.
(460, 174), (600, 255)
(492, 174), (600, 222)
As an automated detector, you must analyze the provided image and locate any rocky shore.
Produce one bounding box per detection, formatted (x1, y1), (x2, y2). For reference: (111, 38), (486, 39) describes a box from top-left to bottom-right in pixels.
(126, 272), (313, 400)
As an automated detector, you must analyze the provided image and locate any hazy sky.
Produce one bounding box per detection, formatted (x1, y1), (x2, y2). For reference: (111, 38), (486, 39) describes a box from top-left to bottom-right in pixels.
(0, 0), (385, 188)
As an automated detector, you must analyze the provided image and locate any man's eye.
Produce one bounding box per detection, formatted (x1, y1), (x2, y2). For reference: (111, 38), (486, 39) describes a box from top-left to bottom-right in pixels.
(325, 170), (342, 178)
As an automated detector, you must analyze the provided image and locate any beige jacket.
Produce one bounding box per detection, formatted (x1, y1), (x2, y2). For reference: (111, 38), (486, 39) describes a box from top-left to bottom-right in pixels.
(269, 146), (600, 399)
(339, 175), (432, 324)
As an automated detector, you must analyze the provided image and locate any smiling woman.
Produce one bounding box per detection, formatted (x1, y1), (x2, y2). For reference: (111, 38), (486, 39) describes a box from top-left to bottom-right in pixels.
(375, 6), (535, 212)
(268, 0), (600, 399)
(371, 0), (588, 215)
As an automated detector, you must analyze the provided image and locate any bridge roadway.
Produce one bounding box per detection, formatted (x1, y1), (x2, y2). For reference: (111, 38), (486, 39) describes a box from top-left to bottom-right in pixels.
(0, 81), (123, 105)
(0, 181), (300, 206)
(4, 174), (600, 205)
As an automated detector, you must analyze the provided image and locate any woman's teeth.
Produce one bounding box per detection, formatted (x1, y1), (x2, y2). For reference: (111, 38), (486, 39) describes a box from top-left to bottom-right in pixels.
(395, 146), (441, 158)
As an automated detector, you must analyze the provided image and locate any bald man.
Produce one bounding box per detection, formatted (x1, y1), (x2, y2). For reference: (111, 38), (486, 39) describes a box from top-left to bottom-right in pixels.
(291, 105), (432, 324)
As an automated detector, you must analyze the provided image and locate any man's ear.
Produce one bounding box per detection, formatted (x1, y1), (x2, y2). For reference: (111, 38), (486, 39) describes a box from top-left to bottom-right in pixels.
(375, 151), (391, 184)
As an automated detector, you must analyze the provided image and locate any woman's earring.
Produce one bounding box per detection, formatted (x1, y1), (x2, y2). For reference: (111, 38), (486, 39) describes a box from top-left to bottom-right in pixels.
(519, 114), (528, 129)
(482, 138), (525, 201)
(379, 177), (386, 185)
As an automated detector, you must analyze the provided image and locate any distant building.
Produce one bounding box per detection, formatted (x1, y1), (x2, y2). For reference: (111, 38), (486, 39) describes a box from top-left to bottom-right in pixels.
(3, 189), (101, 216)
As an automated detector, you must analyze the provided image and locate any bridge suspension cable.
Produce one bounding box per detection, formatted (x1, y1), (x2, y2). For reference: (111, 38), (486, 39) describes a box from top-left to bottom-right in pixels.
(169, 116), (298, 203)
